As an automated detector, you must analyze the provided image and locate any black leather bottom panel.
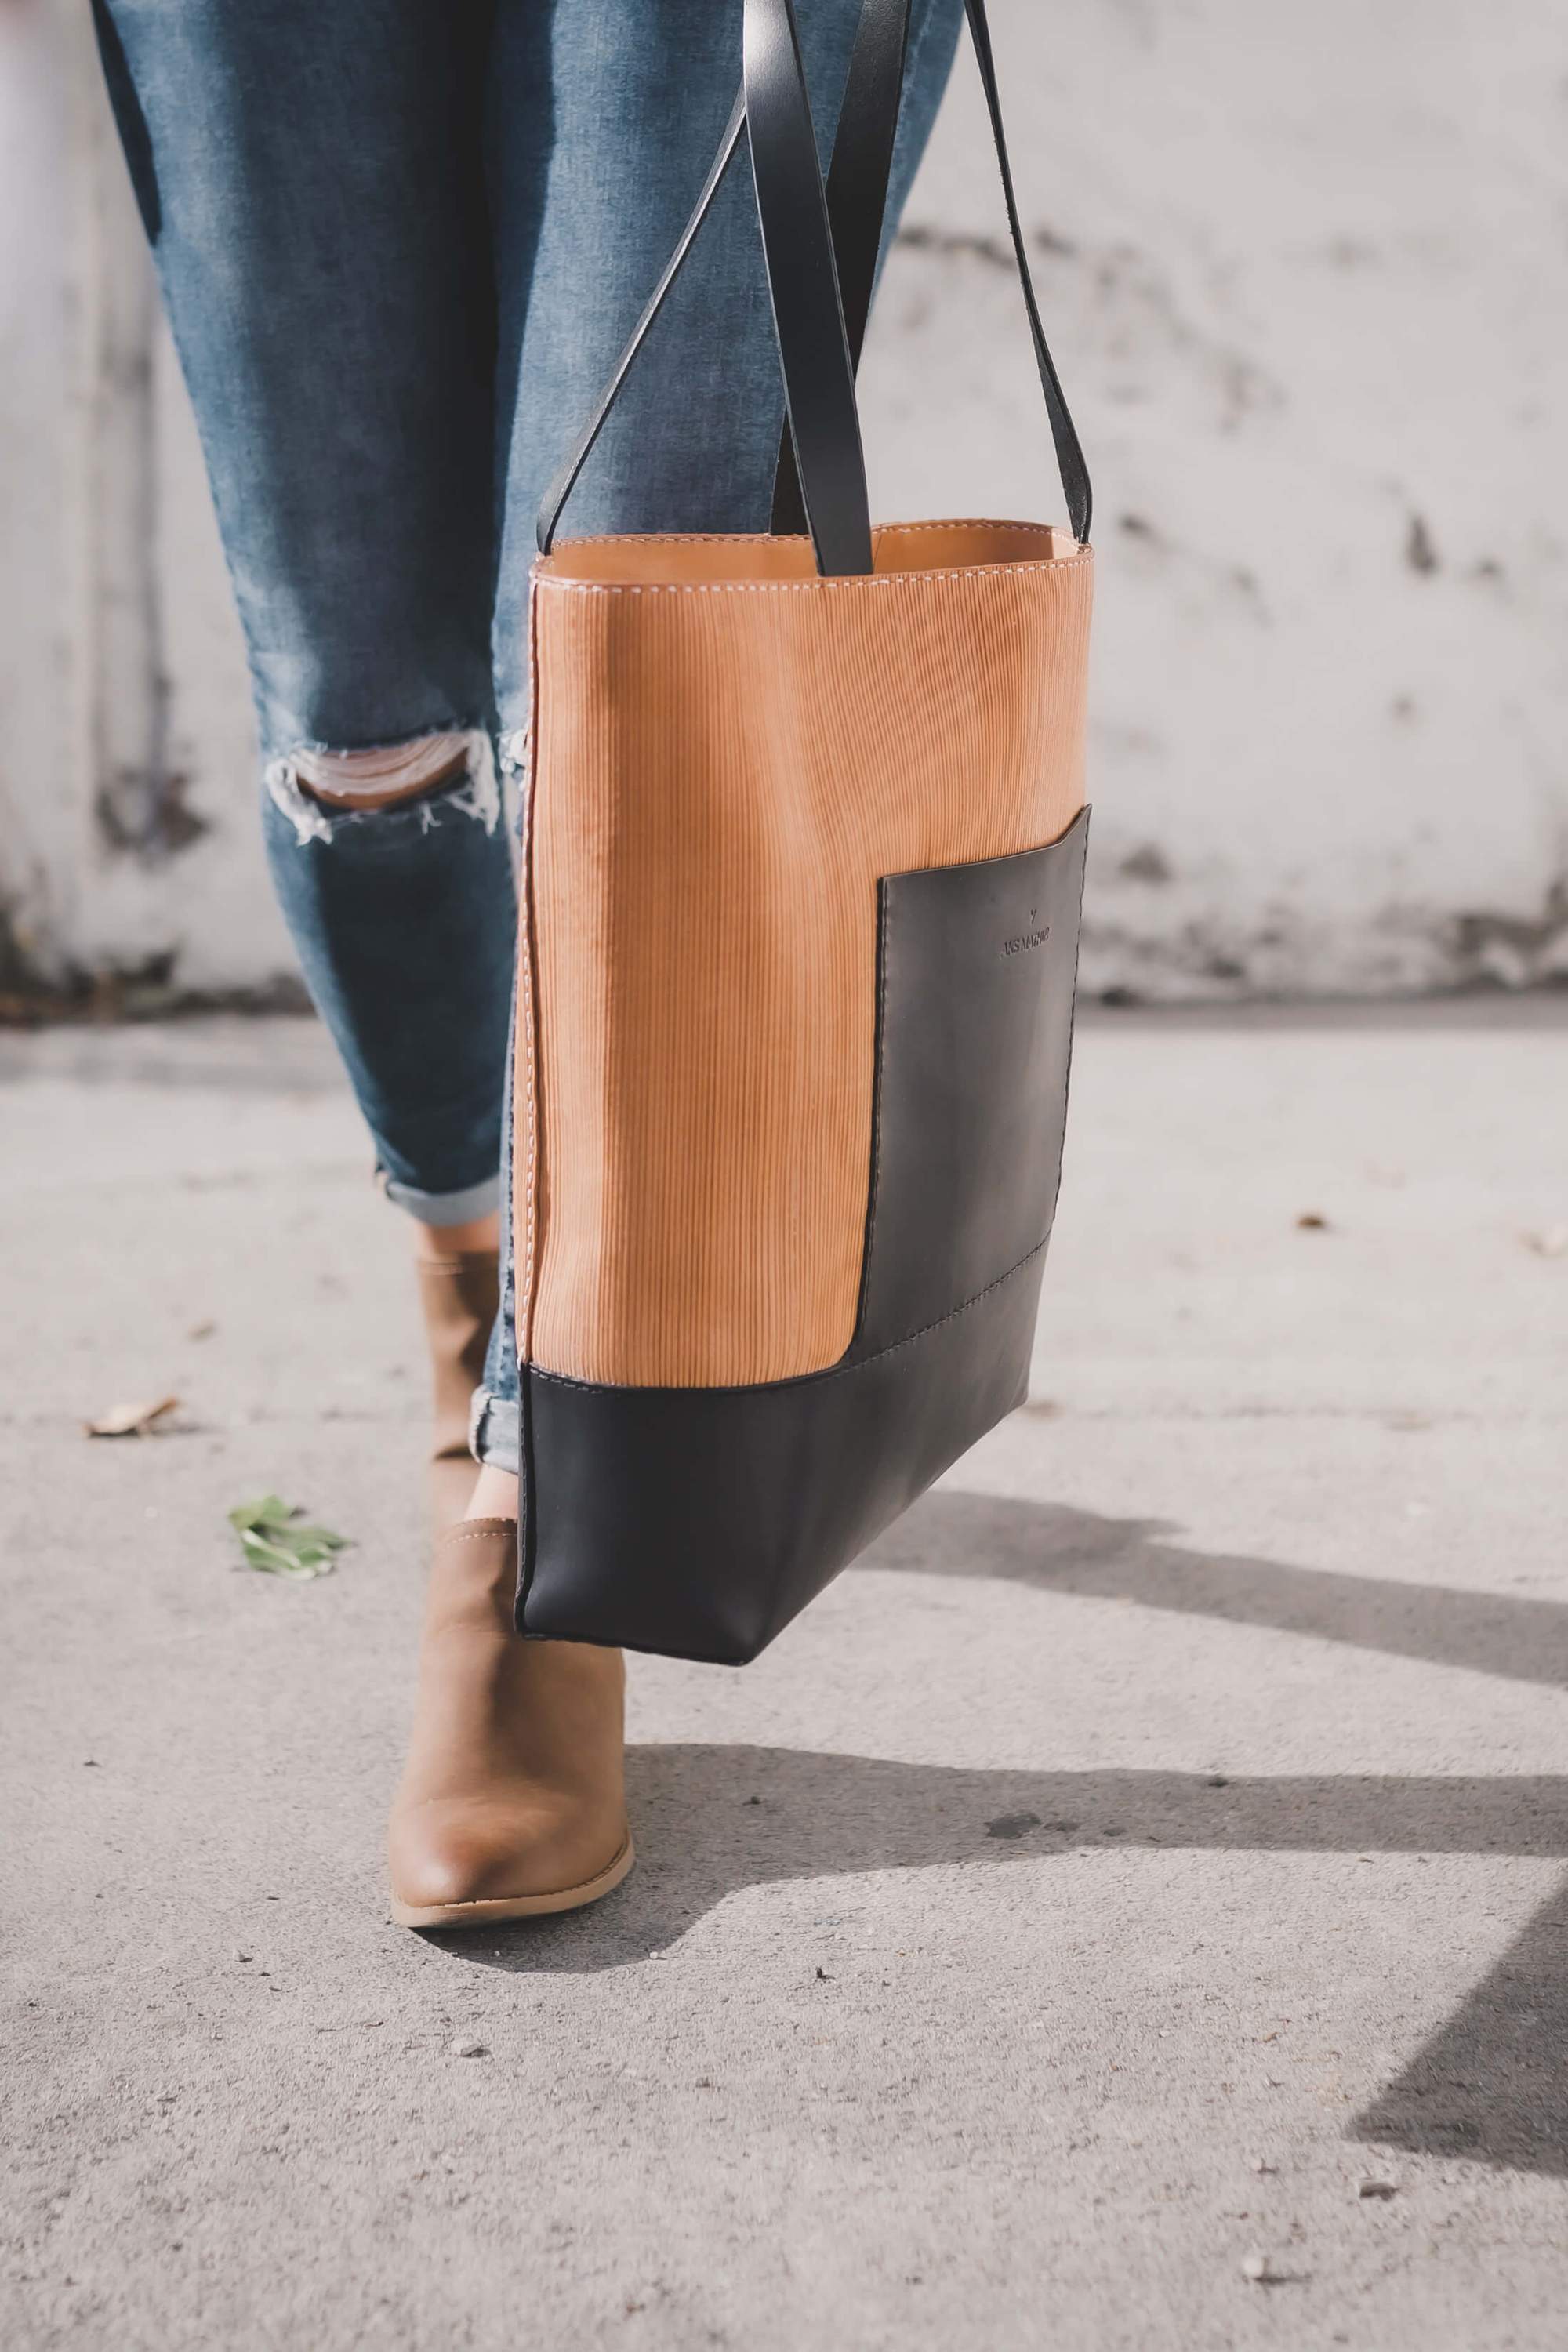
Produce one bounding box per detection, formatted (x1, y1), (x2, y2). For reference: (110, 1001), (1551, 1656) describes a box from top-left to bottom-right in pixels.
(518, 1243), (1048, 1664)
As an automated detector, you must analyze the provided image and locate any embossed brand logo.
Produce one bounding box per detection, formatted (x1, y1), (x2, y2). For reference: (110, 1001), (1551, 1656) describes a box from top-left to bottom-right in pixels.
(1000, 907), (1050, 958)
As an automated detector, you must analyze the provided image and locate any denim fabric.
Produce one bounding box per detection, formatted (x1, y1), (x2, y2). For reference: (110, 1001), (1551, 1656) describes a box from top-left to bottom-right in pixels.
(94, 0), (964, 1438)
(259, 758), (519, 1212)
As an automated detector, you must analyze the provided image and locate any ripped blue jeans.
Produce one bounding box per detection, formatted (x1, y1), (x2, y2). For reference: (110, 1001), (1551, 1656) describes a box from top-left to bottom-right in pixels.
(93, 0), (964, 1466)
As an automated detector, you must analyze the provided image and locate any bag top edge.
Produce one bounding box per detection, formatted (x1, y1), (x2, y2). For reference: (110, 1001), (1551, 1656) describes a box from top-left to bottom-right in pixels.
(534, 518), (1091, 592)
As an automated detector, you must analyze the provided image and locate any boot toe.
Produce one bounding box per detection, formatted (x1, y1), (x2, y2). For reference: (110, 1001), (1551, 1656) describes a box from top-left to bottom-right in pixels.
(389, 1793), (628, 1915)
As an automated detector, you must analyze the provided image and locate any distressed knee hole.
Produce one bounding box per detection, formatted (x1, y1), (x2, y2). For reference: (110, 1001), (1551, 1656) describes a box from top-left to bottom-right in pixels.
(295, 732), (470, 810)
(265, 730), (499, 844)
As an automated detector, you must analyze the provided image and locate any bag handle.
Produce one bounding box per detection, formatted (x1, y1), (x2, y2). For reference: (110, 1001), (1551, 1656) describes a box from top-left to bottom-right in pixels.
(744, 0), (876, 572)
(767, 0), (909, 539)
(536, 0), (1092, 574)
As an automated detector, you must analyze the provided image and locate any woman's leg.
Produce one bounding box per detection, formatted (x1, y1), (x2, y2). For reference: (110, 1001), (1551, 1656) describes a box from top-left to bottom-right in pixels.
(387, 0), (967, 1935)
(93, 0), (517, 1515)
(466, 0), (967, 1511)
(388, 0), (967, 1933)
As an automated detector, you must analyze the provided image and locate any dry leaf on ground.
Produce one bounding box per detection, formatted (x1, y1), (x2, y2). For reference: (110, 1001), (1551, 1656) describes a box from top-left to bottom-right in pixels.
(85, 1396), (180, 1439)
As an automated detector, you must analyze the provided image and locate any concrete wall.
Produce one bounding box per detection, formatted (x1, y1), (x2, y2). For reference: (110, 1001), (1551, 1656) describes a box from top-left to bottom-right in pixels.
(3, 0), (1565, 1003)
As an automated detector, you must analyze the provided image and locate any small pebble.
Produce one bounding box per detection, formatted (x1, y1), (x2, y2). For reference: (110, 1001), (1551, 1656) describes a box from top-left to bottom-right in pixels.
(234, 1950), (252, 1963)
(451, 2038), (488, 2059)
(1358, 2177), (1398, 2199)
(1252, 2158), (1277, 2175)
(1240, 2252), (1275, 2283)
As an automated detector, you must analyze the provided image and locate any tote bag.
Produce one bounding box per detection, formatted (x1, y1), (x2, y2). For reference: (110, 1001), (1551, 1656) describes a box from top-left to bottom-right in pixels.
(511, 0), (1094, 1662)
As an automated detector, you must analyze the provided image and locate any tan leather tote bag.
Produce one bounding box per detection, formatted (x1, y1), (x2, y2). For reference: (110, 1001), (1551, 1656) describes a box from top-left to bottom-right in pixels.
(512, 0), (1093, 1661)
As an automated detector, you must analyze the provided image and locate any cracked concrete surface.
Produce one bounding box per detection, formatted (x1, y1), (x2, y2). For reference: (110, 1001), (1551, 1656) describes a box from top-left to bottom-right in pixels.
(3, 1004), (1566, 2349)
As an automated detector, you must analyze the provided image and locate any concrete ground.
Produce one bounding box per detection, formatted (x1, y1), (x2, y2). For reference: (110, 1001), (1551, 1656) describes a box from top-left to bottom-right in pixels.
(3, 1002), (1566, 2350)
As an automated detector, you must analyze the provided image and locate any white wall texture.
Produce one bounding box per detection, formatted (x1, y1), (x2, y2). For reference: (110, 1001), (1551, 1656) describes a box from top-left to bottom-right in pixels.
(2, 0), (1565, 1002)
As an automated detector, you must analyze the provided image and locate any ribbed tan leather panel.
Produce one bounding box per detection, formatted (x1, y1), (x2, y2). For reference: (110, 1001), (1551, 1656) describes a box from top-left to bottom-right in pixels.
(516, 519), (1093, 1388)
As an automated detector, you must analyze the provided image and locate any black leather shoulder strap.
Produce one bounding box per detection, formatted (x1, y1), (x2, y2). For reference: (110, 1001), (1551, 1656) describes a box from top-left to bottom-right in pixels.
(744, 0), (873, 573)
(961, 0), (1091, 547)
(769, 0), (909, 538)
(535, 0), (1092, 572)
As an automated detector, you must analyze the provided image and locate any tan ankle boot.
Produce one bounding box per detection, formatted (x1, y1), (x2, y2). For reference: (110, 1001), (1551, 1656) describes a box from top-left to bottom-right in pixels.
(416, 1250), (499, 1529)
(388, 1519), (633, 1929)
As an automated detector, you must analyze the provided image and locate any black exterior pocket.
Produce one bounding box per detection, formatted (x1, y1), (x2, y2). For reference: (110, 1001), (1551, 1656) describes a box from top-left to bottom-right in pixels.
(851, 806), (1090, 1357)
(517, 807), (1090, 1664)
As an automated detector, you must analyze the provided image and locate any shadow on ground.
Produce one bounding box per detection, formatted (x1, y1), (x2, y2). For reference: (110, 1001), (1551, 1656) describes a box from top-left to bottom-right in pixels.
(419, 1487), (1568, 2176)
(877, 1489), (1568, 1690)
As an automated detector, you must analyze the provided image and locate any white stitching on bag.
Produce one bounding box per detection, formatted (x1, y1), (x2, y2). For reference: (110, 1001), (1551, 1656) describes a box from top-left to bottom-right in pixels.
(534, 552), (1093, 599)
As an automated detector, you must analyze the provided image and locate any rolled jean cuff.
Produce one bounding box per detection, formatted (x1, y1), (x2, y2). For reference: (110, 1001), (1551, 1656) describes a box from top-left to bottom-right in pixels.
(379, 1170), (501, 1227)
(470, 1388), (520, 1475)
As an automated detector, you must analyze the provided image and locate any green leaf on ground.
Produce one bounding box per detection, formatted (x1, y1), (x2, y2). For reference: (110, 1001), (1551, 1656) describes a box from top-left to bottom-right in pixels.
(227, 1494), (349, 1581)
